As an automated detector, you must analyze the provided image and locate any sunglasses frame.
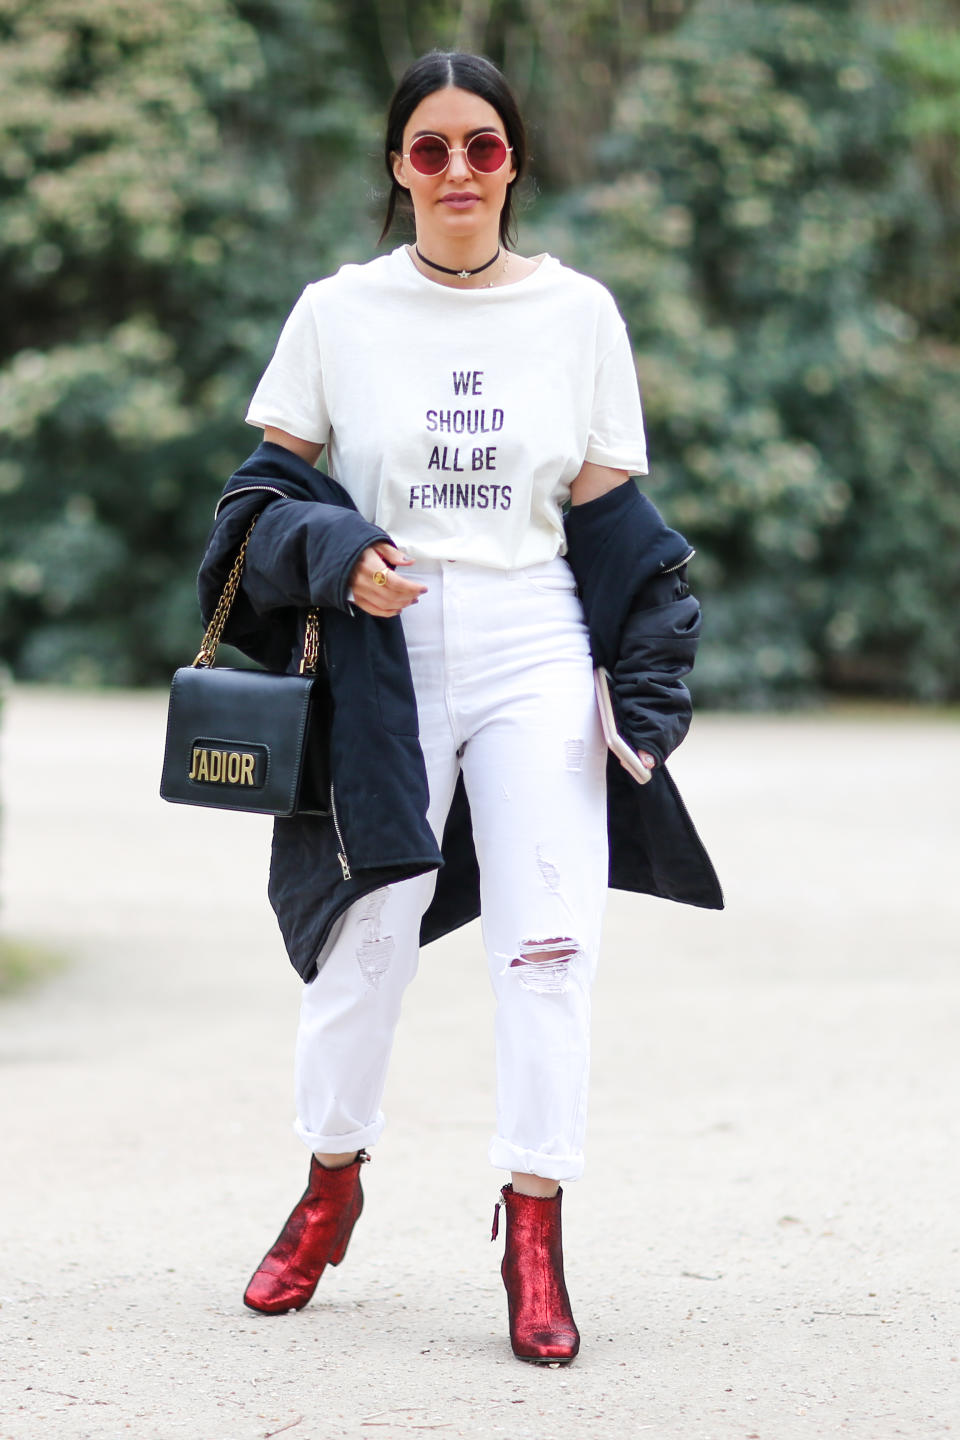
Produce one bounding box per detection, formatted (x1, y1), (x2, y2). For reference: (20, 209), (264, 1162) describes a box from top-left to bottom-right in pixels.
(403, 131), (513, 177)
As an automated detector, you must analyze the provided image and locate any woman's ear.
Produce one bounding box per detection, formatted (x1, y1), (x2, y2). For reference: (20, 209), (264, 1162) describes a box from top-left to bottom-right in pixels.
(391, 153), (409, 189)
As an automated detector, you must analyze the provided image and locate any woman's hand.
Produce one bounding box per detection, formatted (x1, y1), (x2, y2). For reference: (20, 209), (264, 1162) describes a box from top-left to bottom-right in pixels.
(349, 544), (427, 617)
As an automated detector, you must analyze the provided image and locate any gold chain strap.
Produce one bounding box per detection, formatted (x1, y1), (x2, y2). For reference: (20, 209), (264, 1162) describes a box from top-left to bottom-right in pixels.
(300, 609), (319, 675)
(193, 513), (319, 675)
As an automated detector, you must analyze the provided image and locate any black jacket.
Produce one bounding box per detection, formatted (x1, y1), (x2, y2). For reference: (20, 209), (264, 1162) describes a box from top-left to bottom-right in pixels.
(198, 442), (722, 980)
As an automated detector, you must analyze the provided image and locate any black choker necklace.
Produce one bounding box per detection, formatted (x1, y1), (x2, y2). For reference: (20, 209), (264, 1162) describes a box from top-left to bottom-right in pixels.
(415, 245), (501, 280)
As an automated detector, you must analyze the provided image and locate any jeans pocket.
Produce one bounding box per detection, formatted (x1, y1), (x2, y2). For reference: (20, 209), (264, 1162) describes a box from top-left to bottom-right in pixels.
(515, 560), (578, 597)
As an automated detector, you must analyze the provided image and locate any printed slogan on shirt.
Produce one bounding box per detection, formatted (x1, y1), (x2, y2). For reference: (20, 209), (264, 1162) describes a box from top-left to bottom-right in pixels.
(409, 369), (513, 512)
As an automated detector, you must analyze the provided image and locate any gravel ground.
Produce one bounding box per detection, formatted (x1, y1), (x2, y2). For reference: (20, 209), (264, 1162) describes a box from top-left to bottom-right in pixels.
(1, 686), (958, 1440)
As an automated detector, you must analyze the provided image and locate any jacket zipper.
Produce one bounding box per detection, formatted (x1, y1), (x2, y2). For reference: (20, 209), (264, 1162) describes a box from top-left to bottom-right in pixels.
(329, 782), (351, 881)
(214, 483), (290, 519)
(661, 548), (696, 576)
(320, 636), (351, 881)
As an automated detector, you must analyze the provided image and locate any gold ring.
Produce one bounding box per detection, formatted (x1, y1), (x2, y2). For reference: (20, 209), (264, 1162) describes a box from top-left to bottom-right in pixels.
(373, 569), (388, 586)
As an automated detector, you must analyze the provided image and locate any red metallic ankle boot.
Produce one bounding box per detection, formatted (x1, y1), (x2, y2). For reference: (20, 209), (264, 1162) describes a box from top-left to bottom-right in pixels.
(243, 1151), (368, 1314)
(492, 1183), (580, 1364)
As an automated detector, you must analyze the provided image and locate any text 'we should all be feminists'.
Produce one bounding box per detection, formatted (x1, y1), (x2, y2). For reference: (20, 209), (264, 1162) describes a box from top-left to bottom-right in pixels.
(410, 369), (512, 511)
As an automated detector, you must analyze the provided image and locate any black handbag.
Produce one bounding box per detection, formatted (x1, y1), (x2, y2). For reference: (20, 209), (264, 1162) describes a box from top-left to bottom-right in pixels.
(160, 515), (331, 816)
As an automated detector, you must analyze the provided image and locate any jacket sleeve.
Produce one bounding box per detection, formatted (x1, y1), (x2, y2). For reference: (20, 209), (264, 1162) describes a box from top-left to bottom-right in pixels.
(197, 469), (391, 670)
(240, 498), (392, 616)
(563, 482), (703, 766)
(609, 565), (701, 767)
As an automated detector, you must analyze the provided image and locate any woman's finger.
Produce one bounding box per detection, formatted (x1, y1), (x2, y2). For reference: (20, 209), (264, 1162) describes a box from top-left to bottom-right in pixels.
(347, 544), (426, 616)
(364, 568), (424, 603)
(374, 542), (415, 568)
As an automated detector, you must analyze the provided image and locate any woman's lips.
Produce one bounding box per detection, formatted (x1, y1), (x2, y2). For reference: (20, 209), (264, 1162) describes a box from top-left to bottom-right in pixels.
(440, 193), (480, 208)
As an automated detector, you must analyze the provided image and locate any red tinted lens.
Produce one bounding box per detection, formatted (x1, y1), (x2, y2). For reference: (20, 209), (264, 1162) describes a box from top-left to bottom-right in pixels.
(408, 136), (449, 174)
(466, 133), (508, 172)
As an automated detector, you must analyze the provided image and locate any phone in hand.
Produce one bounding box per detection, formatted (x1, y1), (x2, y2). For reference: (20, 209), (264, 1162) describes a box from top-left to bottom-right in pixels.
(594, 667), (652, 785)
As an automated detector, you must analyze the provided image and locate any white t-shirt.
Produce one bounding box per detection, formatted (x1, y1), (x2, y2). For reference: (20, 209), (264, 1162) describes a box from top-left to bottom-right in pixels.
(246, 245), (648, 569)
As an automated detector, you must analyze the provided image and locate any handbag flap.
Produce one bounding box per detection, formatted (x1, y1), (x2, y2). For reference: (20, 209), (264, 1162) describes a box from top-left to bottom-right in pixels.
(161, 666), (327, 817)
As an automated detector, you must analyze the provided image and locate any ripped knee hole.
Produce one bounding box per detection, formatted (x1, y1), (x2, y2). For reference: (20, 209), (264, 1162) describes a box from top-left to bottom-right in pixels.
(508, 936), (580, 992)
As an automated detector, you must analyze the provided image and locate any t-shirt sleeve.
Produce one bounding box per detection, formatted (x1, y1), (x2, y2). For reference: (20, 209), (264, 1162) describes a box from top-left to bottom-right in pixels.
(584, 314), (649, 476)
(245, 287), (331, 444)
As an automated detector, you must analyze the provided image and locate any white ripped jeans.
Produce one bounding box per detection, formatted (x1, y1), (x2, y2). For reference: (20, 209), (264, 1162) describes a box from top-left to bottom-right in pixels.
(294, 556), (609, 1181)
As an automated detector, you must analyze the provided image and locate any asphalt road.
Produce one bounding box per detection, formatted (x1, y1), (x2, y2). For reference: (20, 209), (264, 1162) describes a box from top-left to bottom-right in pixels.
(1, 686), (958, 1440)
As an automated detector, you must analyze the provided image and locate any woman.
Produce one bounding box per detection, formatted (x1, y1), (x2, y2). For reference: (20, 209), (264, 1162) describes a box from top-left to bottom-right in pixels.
(204, 50), (721, 1364)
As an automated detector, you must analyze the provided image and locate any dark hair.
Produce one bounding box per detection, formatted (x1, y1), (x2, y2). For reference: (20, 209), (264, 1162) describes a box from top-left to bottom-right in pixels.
(380, 51), (528, 248)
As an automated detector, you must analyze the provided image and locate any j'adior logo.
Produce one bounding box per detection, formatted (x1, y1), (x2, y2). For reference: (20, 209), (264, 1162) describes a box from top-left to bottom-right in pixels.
(188, 740), (267, 788)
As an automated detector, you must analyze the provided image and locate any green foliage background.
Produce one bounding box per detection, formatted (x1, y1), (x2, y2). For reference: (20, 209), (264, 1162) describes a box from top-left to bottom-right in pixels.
(1, 0), (958, 703)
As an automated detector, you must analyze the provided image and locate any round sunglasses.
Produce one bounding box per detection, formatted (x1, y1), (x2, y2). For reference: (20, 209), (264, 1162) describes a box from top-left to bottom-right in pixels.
(403, 131), (513, 177)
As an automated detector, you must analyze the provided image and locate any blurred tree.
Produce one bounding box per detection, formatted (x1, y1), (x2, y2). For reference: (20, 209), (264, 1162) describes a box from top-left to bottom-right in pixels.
(884, 4), (960, 340)
(528, 0), (960, 703)
(2, 0), (958, 701)
(332, 0), (693, 188)
(0, 0), (375, 683)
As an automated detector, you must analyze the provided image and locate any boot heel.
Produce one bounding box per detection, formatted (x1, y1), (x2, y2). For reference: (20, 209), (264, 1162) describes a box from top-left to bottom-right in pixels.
(328, 1223), (355, 1267)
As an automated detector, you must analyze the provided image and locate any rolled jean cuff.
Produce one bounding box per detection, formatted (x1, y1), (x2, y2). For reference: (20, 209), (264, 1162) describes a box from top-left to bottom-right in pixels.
(293, 1112), (385, 1155)
(488, 1137), (584, 1183)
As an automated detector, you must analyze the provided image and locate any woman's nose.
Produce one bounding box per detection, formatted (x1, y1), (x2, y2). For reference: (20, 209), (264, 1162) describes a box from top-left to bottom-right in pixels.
(447, 147), (472, 181)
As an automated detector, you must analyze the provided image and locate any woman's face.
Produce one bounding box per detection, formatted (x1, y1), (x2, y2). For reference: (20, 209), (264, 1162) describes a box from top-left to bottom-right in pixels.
(392, 86), (516, 249)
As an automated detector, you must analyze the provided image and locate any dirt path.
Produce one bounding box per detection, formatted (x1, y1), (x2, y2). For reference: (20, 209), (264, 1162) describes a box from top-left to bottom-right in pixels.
(1, 687), (958, 1439)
